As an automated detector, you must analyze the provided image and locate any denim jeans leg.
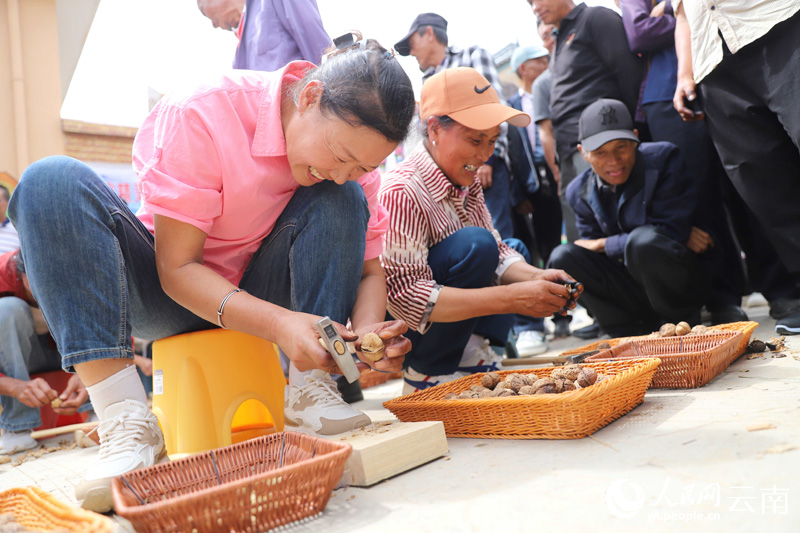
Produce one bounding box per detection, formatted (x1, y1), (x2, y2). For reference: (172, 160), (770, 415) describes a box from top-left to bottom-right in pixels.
(9, 156), (209, 371)
(0, 298), (46, 431)
(239, 181), (367, 325)
(401, 227), (500, 376)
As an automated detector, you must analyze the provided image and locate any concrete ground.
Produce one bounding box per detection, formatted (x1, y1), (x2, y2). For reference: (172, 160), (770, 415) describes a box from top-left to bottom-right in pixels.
(2, 294), (799, 532)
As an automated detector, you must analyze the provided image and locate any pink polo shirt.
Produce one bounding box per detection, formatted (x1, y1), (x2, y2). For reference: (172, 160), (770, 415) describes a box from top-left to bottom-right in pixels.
(133, 61), (388, 285)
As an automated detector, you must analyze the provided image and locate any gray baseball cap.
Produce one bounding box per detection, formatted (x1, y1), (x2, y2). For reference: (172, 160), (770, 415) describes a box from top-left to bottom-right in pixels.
(578, 99), (639, 152)
(395, 13), (448, 56)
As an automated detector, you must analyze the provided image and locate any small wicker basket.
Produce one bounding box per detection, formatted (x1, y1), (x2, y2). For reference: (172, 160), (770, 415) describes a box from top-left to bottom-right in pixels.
(585, 331), (742, 389)
(383, 359), (660, 439)
(0, 486), (112, 533)
(559, 321), (758, 359)
(112, 432), (351, 533)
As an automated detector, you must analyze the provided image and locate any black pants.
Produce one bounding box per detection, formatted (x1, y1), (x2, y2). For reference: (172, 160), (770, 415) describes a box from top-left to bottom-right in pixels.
(548, 226), (708, 337)
(511, 163), (563, 267)
(700, 12), (800, 274)
(643, 100), (745, 308)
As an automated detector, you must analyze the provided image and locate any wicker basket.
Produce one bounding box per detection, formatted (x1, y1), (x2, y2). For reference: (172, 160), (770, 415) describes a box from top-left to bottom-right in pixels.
(112, 432), (352, 533)
(708, 321), (758, 358)
(383, 359), (660, 439)
(0, 486), (112, 533)
(585, 332), (742, 389)
(559, 321), (758, 359)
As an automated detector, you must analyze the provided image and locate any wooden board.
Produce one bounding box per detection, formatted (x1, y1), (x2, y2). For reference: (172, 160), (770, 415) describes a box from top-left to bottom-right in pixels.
(334, 421), (448, 487)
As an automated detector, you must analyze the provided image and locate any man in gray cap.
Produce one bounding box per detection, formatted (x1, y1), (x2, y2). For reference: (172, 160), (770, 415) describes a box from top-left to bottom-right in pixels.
(395, 12), (516, 242)
(548, 99), (717, 337)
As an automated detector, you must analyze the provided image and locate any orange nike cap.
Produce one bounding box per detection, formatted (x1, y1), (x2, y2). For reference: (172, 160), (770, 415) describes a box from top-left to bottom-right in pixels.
(420, 67), (530, 130)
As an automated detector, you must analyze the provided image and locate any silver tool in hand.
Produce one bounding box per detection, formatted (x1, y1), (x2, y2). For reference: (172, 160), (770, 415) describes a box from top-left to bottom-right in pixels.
(314, 316), (360, 383)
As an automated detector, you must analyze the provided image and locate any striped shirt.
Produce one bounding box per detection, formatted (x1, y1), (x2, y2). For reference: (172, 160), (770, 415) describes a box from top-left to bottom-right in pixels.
(379, 146), (523, 334)
(0, 220), (19, 255)
(675, 0), (800, 83)
(422, 45), (509, 164)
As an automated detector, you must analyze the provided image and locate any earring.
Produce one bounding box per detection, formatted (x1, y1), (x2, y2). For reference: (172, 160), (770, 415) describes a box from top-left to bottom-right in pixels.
(432, 140), (437, 146)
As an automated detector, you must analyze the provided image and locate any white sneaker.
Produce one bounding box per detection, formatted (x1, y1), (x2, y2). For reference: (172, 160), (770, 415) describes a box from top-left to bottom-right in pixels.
(0, 430), (37, 455)
(515, 330), (548, 357)
(402, 367), (466, 395)
(75, 399), (167, 513)
(458, 334), (504, 373)
(284, 370), (370, 436)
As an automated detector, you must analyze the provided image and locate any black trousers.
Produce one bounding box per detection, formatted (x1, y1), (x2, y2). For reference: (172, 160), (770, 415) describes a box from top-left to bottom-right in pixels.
(700, 12), (800, 274)
(548, 226), (708, 337)
(643, 100), (745, 308)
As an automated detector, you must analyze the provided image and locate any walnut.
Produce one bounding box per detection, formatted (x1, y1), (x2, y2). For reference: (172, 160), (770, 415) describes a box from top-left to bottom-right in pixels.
(577, 368), (598, 388)
(505, 374), (528, 393)
(481, 372), (502, 389)
(518, 385), (537, 395)
(690, 324), (709, 335)
(747, 340), (767, 353)
(360, 332), (385, 362)
(550, 368), (569, 381)
(457, 391), (479, 399)
(659, 323), (676, 337)
(675, 321), (691, 336)
(534, 384), (557, 394)
(553, 378), (576, 393)
(495, 389), (517, 397)
(444, 393), (458, 400)
(532, 378), (554, 391)
(597, 342), (612, 350)
(479, 389), (495, 398)
(50, 397), (63, 409)
(561, 364), (582, 381)
(470, 385), (490, 393)
(494, 380), (512, 392)
(595, 373), (610, 384)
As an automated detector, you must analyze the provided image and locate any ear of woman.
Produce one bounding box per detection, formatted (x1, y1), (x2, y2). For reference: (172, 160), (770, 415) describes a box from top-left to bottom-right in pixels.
(298, 80), (323, 114)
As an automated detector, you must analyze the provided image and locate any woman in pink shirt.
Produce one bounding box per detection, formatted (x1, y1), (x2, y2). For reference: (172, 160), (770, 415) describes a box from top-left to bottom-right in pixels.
(9, 36), (414, 512)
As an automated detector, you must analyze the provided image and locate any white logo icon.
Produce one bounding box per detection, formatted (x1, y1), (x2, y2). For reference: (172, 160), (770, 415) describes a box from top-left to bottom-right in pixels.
(606, 479), (645, 518)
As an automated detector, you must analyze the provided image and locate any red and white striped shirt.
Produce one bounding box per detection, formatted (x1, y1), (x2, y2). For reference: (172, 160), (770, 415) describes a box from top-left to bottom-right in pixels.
(379, 146), (523, 333)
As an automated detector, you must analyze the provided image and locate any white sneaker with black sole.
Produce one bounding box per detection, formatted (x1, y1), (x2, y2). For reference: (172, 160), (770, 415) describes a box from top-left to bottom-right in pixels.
(458, 334), (504, 373)
(515, 330), (548, 357)
(75, 399), (167, 513)
(284, 370), (370, 436)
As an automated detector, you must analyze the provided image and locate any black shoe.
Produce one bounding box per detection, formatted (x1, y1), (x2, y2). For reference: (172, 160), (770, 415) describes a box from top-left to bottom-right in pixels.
(552, 314), (573, 338)
(709, 304), (748, 325)
(775, 310), (800, 336)
(769, 298), (800, 320)
(336, 375), (364, 404)
(572, 322), (602, 340)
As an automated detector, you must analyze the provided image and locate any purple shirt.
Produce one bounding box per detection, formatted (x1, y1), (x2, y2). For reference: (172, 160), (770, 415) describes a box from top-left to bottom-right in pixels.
(233, 0), (332, 72)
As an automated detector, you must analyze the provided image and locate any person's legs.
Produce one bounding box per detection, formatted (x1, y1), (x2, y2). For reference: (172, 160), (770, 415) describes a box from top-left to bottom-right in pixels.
(548, 243), (660, 337)
(700, 16), (800, 274)
(558, 150), (591, 243)
(8, 156), (206, 511)
(400, 227), (500, 382)
(0, 298), (46, 454)
(624, 225), (707, 325)
(482, 159), (514, 240)
(643, 100), (747, 319)
(501, 238), (547, 356)
(240, 181), (371, 435)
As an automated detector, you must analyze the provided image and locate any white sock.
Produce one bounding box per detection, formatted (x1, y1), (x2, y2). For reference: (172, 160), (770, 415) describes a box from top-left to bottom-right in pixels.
(85, 365), (147, 420)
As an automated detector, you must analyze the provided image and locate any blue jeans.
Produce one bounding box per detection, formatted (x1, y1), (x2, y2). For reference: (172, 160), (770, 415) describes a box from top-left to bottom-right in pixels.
(394, 227), (516, 376)
(0, 297), (63, 431)
(9, 156), (368, 371)
(506, 240), (545, 336)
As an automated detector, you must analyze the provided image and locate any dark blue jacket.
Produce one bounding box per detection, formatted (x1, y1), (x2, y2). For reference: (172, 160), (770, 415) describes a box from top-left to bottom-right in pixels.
(566, 141), (697, 261)
(507, 92), (539, 205)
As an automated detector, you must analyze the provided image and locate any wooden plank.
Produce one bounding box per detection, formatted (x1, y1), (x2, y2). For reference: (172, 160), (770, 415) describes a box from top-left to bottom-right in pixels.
(30, 422), (97, 440)
(334, 421), (448, 487)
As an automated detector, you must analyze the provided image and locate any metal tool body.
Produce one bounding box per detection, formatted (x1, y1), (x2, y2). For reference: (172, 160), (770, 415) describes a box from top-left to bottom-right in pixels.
(314, 317), (361, 383)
